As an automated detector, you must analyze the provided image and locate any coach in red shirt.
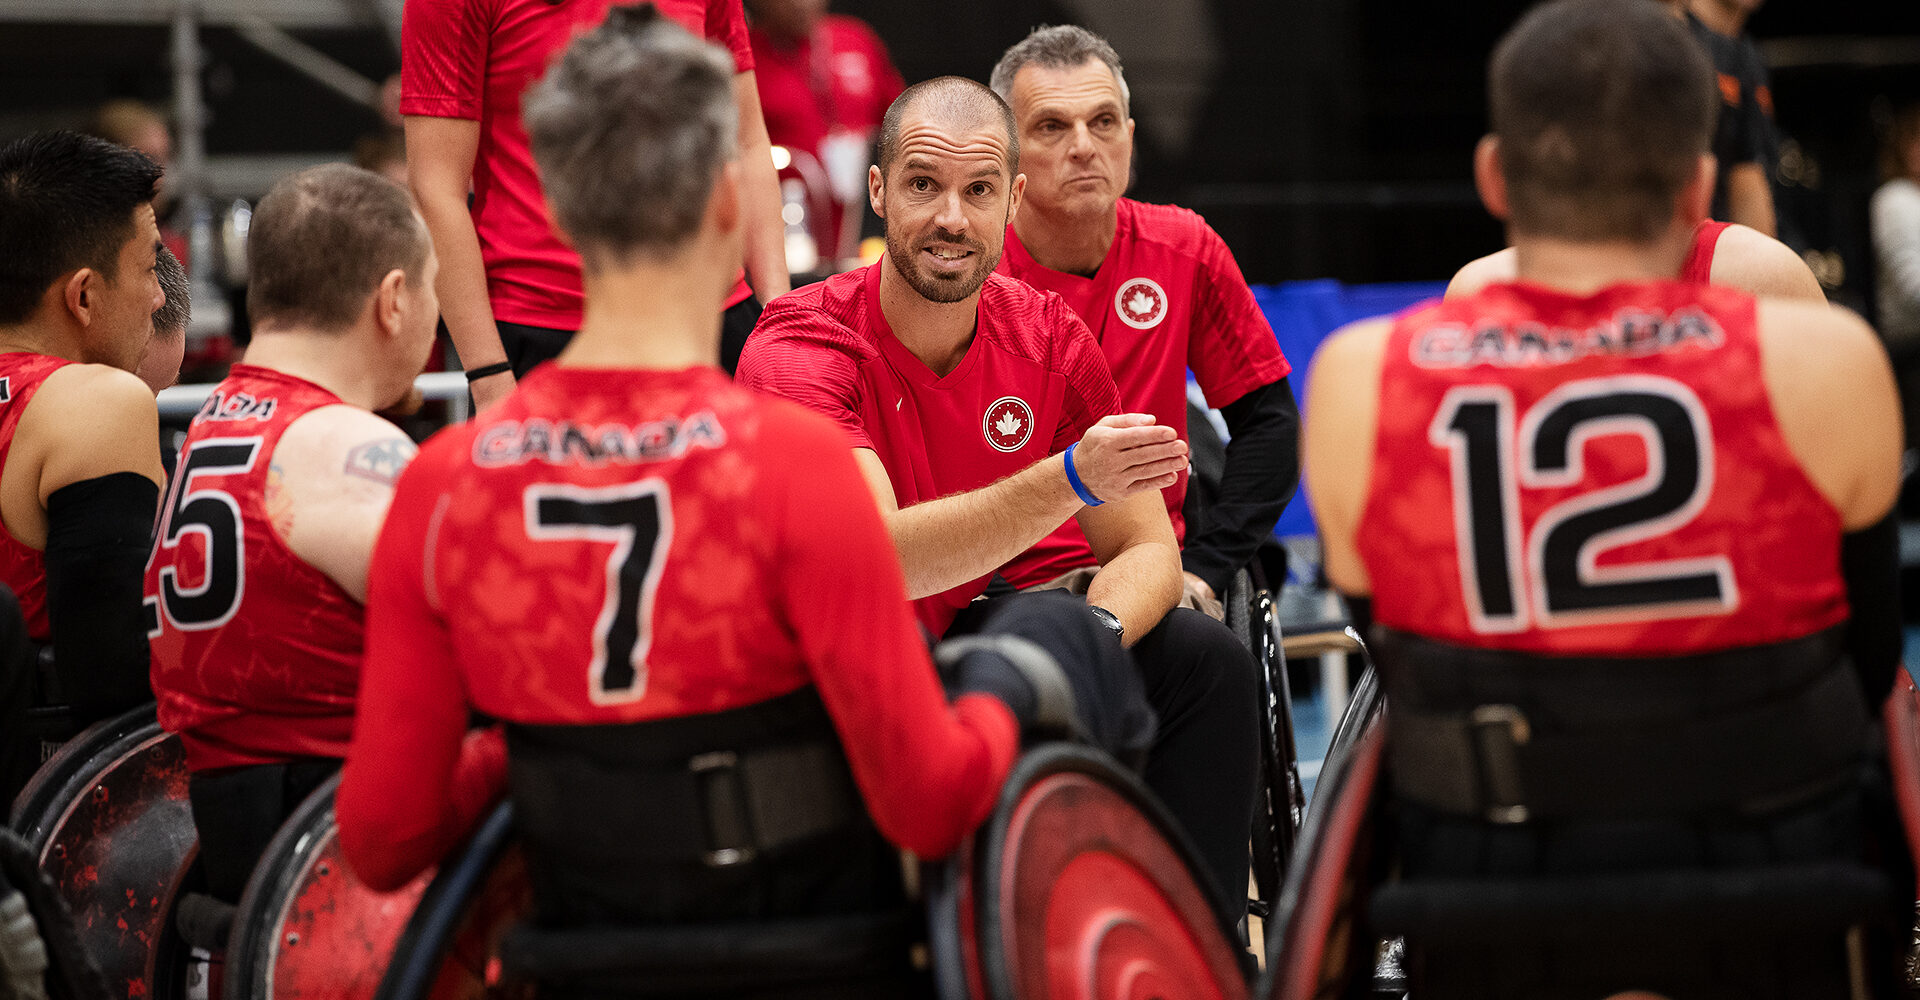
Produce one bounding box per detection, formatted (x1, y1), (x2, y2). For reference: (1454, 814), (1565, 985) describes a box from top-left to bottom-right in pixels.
(738, 76), (1258, 925)
(990, 26), (1296, 610)
(402, 0), (790, 410)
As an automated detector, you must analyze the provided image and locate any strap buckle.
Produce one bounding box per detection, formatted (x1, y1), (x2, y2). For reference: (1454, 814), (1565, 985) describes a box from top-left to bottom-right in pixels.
(690, 751), (758, 867)
(1469, 704), (1532, 824)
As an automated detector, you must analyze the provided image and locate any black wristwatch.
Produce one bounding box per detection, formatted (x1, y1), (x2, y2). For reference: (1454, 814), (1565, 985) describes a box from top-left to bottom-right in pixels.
(1088, 605), (1125, 643)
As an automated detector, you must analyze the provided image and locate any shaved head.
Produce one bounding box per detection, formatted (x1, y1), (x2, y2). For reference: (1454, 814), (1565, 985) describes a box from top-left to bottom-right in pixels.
(876, 76), (1020, 178)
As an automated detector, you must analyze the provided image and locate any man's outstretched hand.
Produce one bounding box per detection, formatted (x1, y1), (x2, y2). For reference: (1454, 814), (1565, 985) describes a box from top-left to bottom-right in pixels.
(1072, 413), (1189, 504)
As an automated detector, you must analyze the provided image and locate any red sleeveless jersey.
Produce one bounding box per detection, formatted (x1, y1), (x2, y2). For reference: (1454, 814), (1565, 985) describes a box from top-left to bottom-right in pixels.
(0, 352), (73, 641)
(1358, 280), (1846, 655)
(1681, 220), (1731, 285)
(146, 365), (367, 772)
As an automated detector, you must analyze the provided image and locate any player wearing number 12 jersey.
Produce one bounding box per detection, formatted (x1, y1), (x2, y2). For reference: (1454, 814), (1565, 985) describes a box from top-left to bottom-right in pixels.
(1304, 3), (1906, 995)
(144, 164), (441, 904)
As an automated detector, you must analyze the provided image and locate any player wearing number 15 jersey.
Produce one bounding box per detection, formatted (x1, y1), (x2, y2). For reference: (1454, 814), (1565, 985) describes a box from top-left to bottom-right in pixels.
(144, 164), (441, 905)
(1304, 3), (1905, 995)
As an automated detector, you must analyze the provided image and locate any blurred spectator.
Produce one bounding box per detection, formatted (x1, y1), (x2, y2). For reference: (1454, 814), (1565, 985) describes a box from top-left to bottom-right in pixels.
(90, 99), (189, 265)
(746, 0), (902, 263)
(1681, 0), (1779, 236)
(354, 130), (408, 189)
(1872, 99), (1920, 438)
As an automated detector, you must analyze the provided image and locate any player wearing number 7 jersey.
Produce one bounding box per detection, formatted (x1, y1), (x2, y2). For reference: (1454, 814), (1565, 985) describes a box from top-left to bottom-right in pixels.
(1304, 2), (1905, 994)
(335, 20), (1111, 991)
(143, 164), (440, 905)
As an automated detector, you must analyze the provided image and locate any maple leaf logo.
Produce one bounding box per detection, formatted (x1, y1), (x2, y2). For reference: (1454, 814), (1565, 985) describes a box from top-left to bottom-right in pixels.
(1115, 278), (1168, 329)
(995, 411), (1024, 439)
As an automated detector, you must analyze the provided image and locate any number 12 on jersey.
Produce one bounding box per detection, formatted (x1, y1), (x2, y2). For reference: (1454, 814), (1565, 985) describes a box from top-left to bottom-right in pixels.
(1429, 375), (1738, 634)
(525, 480), (673, 705)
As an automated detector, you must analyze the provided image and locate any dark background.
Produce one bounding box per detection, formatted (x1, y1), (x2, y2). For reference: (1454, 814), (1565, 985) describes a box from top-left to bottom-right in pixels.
(2, 1), (1917, 309)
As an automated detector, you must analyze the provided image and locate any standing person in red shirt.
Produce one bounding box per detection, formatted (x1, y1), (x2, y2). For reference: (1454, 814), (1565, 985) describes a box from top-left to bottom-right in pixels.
(988, 26), (1297, 612)
(0, 131), (166, 799)
(144, 164), (438, 906)
(746, 0), (903, 262)
(1304, 2), (1906, 993)
(737, 76), (1259, 929)
(403, 0), (791, 408)
(337, 15), (1138, 995)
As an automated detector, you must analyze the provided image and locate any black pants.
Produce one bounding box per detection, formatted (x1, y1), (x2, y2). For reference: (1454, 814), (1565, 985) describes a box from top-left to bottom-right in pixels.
(497, 298), (764, 379)
(187, 758), (341, 904)
(946, 594), (1259, 925)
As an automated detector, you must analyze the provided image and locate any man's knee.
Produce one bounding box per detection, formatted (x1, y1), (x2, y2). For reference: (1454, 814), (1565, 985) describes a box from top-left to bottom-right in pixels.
(1133, 607), (1258, 710)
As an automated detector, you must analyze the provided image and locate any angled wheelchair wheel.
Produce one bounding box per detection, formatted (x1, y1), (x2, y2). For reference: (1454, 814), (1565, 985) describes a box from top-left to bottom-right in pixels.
(6, 703), (200, 1000)
(224, 772), (432, 999)
(935, 743), (1251, 1000)
(374, 804), (529, 1000)
(1262, 699), (1387, 1000)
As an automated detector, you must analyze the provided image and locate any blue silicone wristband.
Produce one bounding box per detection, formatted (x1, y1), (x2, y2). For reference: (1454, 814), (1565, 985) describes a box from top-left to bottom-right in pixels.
(1064, 443), (1104, 507)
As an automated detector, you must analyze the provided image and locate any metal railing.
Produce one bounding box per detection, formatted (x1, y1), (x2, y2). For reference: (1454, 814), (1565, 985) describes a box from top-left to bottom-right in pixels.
(156, 371), (471, 423)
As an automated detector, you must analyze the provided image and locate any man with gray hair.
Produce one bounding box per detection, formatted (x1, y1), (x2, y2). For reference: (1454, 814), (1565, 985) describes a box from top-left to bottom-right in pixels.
(339, 15), (1097, 995)
(989, 25), (1298, 617)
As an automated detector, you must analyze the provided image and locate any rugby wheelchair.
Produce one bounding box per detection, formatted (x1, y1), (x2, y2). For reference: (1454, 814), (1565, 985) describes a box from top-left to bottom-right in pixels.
(1262, 659), (1920, 1000)
(368, 741), (1250, 1000)
(7, 704), (429, 1000)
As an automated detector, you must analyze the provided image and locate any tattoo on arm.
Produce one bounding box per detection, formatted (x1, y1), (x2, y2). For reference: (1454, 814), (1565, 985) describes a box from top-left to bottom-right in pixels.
(343, 437), (419, 486)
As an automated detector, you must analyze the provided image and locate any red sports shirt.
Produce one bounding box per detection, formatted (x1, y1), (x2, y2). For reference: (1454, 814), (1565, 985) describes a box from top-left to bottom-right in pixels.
(145, 366), (368, 772)
(737, 261), (1122, 634)
(1358, 280), (1847, 655)
(0, 352), (71, 641)
(335, 365), (1017, 890)
(996, 199), (1292, 586)
(401, 0), (753, 330)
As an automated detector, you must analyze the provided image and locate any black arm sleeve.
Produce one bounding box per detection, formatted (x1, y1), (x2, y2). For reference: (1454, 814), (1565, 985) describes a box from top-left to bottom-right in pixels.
(1182, 378), (1300, 595)
(44, 472), (159, 723)
(1840, 513), (1901, 709)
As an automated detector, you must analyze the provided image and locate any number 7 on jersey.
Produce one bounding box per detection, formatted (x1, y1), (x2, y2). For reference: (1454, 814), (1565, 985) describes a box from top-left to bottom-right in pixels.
(525, 480), (673, 705)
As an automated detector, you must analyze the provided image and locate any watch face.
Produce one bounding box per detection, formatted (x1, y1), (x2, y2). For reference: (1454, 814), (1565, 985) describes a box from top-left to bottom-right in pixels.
(1090, 606), (1124, 636)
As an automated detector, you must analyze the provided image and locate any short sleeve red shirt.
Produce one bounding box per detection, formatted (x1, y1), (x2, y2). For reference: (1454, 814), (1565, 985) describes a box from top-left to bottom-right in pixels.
(737, 261), (1122, 634)
(995, 198), (1291, 586)
(400, 0), (754, 330)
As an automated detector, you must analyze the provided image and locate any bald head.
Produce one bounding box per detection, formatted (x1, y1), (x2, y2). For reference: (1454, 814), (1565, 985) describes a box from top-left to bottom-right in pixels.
(876, 76), (1020, 179)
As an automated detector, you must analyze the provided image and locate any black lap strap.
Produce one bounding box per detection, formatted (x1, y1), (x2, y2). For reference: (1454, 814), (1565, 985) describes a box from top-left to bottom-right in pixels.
(507, 691), (867, 870)
(1371, 860), (1898, 941)
(1391, 665), (1871, 822)
(499, 910), (915, 990)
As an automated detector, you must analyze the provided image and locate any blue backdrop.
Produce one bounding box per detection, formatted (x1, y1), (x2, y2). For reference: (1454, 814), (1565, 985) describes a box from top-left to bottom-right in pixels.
(1246, 278), (1447, 538)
